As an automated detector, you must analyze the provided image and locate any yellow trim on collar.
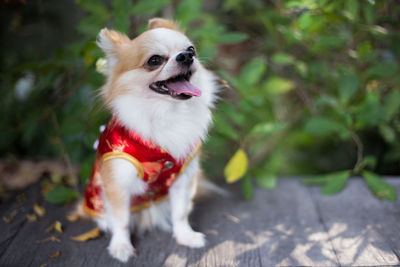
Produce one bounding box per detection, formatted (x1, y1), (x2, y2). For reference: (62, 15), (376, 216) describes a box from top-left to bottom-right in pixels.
(102, 151), (144, 179)
(179, 143), (202, 175)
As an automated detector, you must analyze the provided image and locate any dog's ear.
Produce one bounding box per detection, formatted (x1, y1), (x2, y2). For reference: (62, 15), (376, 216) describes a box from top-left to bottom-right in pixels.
(97, 28), (131, 72)
(97, 28), (130, 54)
(148, 18), (182, 31)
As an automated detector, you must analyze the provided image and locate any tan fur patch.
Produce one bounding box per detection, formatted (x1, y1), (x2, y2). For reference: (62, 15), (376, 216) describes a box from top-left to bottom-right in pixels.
(101, 161), (126, 219)
(103, 31), (164, 105)
(101, 19), (184, 106)
(101, 28), (131, 48)
(148, 18), (181, 32)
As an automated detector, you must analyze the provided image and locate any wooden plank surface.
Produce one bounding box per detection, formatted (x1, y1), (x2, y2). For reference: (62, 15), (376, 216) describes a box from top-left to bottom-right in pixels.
(309, 179), (400, 266)
(0, 178), (399, 267)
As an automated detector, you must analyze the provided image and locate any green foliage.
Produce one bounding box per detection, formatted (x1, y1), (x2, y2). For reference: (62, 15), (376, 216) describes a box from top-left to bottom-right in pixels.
(321, 171), (350, 195)
(363, 171), (397, 201)
(241, 175), (253, 200)
(46, 186), (78, 204)
(303, 170), (350, 195)
(1, 0), (400, 203)
(210, 0), (400, 200)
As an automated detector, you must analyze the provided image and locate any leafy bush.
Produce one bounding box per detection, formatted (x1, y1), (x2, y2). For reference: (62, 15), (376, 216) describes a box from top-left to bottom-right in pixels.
(1, 0), (399, 202)
(209, 0), (400, 201)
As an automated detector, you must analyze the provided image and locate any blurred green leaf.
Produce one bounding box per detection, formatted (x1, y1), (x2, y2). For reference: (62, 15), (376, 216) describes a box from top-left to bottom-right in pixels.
(367, 62), (398, 78)
(313, 35), (347, 51)
(357, 155), (377, 171)
(357, 41), (372, 58)
(264, 77), (294, 94)
(298, 13), (313, 29)
(131, 0), (170, 15)
(242, 175), (253, 200)
(295, 61), (308, 77)
(240, 58), (266, 86)
(271, 53), (294, 65)
(46, 186), (78, 204)
(338, 72), (359, 104)
(80, 156), (94, 184)
(213, 113), (239, 140)
(217, 32), (248, 44)
(344, 0), (359, 21)
(379, 124), (396, 143)
(225, 149), (248, 183)
(363, 1), (375, 24)
(302, 176), (331, 185)
(384, 89), (400, 119)
(321, 171), (350, 195)
(255, 174), (277, 189)
(304, 117), (348, 137)
(363, 171), (397, 201)
(249, 122), (287, 136)
(113, 0), (132, 33)
(76, 0), (110, 17)
(175, 0), (201, 25)
(77, 15), (109, 37)
(353, 91), (387, 128)
(314, 95), (340, 108)
(219, 102), (245, 126)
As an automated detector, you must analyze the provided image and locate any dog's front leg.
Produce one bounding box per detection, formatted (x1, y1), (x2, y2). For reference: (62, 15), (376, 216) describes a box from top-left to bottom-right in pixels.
(101, 158), (147, 262)
(169, 156), (206, 248)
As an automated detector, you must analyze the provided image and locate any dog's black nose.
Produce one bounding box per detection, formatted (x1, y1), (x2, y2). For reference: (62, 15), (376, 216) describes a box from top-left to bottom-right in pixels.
(176, 51), (194, 66)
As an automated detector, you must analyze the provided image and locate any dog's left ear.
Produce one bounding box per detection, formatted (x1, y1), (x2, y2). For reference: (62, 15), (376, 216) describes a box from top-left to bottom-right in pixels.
(97, 28), (131, 71)
(148, 18), (182, 31)
(97, 28), (131, 55)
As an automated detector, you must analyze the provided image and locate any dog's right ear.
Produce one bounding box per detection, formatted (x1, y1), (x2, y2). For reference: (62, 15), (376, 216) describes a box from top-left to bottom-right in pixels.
(148, 18), (181, 31)
(97, 28), (130, 68)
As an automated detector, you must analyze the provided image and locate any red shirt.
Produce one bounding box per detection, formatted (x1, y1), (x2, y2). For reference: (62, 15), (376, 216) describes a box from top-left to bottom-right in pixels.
(83, 118), (200, 217)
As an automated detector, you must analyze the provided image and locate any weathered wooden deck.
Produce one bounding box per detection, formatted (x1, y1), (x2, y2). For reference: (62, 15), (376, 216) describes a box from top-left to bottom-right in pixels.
(0, 178), (399, 267)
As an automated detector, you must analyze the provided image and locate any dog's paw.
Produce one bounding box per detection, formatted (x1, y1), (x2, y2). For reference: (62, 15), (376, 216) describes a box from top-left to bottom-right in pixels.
(176, 231), (206, 248)
(108, 241), (136, 262)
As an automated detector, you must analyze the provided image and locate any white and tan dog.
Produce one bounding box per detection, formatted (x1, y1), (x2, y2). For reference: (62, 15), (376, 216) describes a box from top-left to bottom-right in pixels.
(78, 18), (217, 262)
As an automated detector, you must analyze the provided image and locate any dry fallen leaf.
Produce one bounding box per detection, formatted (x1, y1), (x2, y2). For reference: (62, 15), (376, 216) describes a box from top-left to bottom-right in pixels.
(34, 203), (46, 217)
(66, 214), (79, 222)
(26, 213), (38, 222)
(3, 209), (18, 223)
(71, 227), (101, 242)
(48, 251), (61, 258)
(45, 221), (63, 233)
(221, 212), (240, 223)
(40, 264), (47, 267)
(37, 235), (61, 244)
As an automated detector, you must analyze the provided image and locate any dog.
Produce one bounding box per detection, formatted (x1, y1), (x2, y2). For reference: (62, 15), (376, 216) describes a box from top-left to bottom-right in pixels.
(78, 18), (217, 262)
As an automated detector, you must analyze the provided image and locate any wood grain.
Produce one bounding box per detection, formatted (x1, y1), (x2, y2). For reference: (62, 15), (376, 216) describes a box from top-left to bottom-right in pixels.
(0, 178), (399, 266)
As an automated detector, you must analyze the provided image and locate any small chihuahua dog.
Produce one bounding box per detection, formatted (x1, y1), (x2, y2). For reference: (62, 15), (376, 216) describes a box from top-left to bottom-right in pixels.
(78, 18), (217, 262)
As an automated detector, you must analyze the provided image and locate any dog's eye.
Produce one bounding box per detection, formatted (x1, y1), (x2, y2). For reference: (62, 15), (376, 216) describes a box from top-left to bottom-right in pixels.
(187, 46), (196, 55)
(147, 55), (164, 67)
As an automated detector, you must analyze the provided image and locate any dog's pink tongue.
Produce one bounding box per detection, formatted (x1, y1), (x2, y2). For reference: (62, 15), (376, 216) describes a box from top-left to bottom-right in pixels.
(165, 80), (202, 97)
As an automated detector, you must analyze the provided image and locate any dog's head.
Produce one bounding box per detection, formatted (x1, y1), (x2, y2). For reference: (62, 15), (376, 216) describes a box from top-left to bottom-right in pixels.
(96, 18), (216, 158)
(97, 18), (211, 104)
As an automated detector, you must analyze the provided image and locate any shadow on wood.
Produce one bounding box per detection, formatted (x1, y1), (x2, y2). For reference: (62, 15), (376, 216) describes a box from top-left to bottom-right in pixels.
(0, 178), (399, 266)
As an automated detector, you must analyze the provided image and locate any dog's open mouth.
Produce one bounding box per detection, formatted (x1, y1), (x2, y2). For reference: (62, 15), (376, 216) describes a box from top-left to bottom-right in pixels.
(149, 71), (202, 100)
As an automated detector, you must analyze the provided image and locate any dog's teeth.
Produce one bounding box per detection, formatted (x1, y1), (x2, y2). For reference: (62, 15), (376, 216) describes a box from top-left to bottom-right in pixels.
(161, 84), (169, 92)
